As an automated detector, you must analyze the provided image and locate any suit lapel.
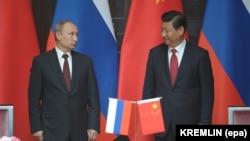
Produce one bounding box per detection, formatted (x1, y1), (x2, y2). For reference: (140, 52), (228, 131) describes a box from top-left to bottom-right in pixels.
(175, 43), (193, 84)
(70, 51), (81, 94)
(159, 45), (172, 88)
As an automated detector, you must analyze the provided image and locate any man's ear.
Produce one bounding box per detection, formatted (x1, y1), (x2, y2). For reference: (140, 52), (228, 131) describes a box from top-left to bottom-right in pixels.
(55, 31), (61, 40)
(178, 26), (185, 35)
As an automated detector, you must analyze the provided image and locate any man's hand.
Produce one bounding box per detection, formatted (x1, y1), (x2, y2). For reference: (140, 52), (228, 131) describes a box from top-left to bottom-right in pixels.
(33, 130), (43, 141)
(87, 129), (98, 141)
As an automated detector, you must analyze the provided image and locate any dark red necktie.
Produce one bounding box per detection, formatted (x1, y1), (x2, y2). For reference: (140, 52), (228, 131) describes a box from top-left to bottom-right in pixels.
(62, 54), (71, 91)
(170, 49), (178, 86)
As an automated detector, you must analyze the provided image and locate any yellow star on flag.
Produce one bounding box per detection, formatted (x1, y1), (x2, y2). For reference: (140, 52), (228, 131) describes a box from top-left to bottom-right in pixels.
(156, 0), (165, 4)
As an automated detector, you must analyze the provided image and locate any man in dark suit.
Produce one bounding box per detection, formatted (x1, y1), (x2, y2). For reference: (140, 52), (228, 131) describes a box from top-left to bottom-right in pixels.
(142, 10), (214, 141)
(28, 20), (100, 141)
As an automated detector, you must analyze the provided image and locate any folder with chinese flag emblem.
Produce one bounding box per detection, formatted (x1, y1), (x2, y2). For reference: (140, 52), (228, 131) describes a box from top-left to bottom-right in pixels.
(137, 97), (165, 135)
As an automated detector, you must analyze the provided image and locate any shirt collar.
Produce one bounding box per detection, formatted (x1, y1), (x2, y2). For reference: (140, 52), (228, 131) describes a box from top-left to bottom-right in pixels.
(168, 39), (186, 53)
(55, 46), (71, 59)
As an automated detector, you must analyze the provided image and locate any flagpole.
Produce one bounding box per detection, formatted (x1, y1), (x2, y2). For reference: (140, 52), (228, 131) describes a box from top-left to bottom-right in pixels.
(133, 101), (137, 141)
(135, 101), (138, 141)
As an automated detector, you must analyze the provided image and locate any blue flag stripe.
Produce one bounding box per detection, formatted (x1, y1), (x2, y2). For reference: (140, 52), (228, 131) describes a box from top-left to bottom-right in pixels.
(202, 0), (250, 105)
(114, 100), (123, 134)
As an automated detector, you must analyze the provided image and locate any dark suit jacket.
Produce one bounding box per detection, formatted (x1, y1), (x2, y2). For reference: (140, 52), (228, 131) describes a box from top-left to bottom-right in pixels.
(142, 42), (214, 137)
(28, 49), (100, 141)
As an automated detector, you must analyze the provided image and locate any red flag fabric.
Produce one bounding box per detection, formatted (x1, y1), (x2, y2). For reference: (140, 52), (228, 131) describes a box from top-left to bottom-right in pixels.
(137, 97), (165, 135)
(0, 0), (40, 140)
(117, 0), (184, 140)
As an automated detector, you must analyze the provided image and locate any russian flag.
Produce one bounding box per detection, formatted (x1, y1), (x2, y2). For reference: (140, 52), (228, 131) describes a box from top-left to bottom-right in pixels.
(105, 98), (133, 135)
(198, 0), (250, 124)
(46, 0), (119, 140)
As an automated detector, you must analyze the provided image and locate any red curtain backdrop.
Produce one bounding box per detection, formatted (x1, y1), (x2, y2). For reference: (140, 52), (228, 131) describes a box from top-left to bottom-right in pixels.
(0, 0), (40, 140)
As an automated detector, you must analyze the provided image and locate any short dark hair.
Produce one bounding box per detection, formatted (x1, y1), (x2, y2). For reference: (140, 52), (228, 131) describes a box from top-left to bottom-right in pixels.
(161, 10), (187, 32)
(54, 20), (73, 41)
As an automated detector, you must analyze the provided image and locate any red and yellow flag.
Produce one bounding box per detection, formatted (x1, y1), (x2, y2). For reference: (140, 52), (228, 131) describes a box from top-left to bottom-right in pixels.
(0, 0), (39, 140)
(137, 97), (165, 135)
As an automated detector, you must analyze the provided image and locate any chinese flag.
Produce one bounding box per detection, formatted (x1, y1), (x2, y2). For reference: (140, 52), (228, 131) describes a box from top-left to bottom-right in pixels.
(117, 0), (184, 140)
(137, 98), (165, 135)
(0, 0), (39, 140)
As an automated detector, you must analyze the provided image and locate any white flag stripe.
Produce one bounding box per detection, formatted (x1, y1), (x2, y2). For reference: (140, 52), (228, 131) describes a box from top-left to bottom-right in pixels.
(243, 0), (250, 14)
(93, 0), (116, 40)
(105, 98), (118, 133)
(137, 97), (161, 104)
